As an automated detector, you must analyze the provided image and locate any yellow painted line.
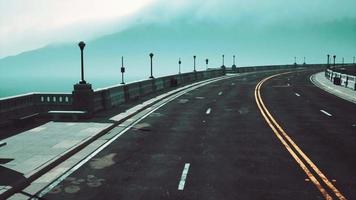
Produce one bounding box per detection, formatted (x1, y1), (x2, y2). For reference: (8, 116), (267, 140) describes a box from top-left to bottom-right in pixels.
(255, 72), (347, 200)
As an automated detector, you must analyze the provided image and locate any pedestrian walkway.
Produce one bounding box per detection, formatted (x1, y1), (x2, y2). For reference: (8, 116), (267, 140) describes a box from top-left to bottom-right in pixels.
(0, 122), (112, 197)
(311, 72), (356, 104)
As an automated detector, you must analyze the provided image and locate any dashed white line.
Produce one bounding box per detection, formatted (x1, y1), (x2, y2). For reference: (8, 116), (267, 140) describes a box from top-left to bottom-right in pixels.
(218, 91), (223, 96)
(320, 110), (332, 117)
(206, 108), (212, 115)
(178, 163), (190, 190)
(295, 93), (301, 97)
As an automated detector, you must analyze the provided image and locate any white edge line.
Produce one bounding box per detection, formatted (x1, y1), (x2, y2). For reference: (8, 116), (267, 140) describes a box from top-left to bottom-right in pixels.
(320, 109), (332, 117)
(178, 163), (190, 190)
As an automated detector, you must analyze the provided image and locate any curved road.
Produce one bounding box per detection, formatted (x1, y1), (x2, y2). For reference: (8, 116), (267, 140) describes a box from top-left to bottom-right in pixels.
(42, 69), (355, 200)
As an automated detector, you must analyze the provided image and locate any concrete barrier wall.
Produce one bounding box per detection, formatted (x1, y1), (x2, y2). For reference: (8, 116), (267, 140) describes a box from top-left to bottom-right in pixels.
(91, 69), (224, 112)
(3, 65), (304, 124)
(226, 64), (331, 74)
(325, 68), (356, 90)
(0, 93), (72, 123)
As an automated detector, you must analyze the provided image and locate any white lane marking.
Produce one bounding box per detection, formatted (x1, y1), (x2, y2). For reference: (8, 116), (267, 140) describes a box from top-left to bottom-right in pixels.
(295, 93), (301, 97)
(206, 108), (211, 115)
(320, 110), (332, 117)
(178, 163), (190, 190)
(218, 91), (223, 96)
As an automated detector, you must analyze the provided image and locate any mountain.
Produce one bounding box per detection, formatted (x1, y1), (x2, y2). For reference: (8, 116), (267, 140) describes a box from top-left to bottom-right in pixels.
(0, 17), (355, 97)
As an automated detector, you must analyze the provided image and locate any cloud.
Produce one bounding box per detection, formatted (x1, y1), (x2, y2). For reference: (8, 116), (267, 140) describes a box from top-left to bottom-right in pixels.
(1, 0), (355, 58)
(0, 0), (156, 58)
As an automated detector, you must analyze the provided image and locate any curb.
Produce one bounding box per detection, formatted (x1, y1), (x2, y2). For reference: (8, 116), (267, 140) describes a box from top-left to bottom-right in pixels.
(310, 73), (356, 104)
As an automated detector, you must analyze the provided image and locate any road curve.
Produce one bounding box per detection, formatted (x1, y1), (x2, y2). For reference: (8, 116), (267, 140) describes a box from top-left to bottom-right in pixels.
(40, 69), (355, 200)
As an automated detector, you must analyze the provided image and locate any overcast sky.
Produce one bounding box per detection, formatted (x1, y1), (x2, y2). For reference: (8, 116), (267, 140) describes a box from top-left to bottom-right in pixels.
(1, 0), (356, 58)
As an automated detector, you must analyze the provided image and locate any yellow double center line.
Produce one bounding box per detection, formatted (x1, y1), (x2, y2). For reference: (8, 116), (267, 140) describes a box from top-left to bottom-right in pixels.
(254, 72), (346, 200)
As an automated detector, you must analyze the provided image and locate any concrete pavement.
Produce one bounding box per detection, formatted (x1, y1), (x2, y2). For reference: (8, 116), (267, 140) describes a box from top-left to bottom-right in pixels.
(0, 122), (112, 198)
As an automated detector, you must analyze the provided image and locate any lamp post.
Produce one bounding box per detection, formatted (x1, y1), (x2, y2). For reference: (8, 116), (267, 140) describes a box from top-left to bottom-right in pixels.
(78, 41), (86, 84)
(294, 56), (297, 65)
(327, 54), (330, 68)
(303, 57), (306, 65)
(333, 55), (336, 67)
(353, 56), (355, 65)
(205, 59), (209, 70)
(120, 56), (125, 84)
(232, 55), (237, 70)
(149, 53), (154, 79)
(193, 55), (196, 72)
(222, 54), (225, 67)
(178, 58), (181, 74)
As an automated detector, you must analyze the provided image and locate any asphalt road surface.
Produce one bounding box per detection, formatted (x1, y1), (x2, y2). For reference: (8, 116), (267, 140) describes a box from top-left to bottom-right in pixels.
(43, 69), (356, 200)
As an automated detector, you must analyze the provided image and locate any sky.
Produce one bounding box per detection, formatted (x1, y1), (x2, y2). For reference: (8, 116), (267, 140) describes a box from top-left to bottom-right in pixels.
(0, 0), (356, 97)
(1, 0), (356, 58)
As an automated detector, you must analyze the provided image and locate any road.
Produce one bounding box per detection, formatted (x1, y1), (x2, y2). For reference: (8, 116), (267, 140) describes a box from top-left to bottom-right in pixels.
(42, 69), (356, 200)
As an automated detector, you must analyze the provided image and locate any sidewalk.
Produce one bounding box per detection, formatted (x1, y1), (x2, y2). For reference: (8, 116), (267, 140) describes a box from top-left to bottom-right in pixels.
(311, 72), (356, 104)
(0, 122), (113, 198)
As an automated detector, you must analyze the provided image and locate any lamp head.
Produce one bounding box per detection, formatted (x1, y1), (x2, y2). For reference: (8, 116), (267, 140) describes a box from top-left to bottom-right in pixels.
(78, 41), (86, 50)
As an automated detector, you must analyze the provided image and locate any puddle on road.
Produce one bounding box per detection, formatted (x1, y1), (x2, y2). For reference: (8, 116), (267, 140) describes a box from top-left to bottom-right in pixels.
(132, 122), (151, 131)
(89, 153), (117, 170)
(178, 99), (189, 103)
(48, 174), (105, 194)
(238, 107), (250, 115)
(150, 112), (164, 117)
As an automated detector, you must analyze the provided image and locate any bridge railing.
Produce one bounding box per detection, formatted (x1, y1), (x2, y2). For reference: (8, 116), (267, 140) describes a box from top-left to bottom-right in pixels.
(0, 69), (224, 124)
(225, 64), (329, 73)
(92, 69), (224, 112)
(0, 93), (72, 123)
(325, 68), (356, 90)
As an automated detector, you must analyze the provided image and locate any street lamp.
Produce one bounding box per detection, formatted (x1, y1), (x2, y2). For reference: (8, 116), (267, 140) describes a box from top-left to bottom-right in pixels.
(232, 55), (237, 69)
(178, 58), (181, 74)
(222, 54), (225, 67)
(205, 59), (209, 70)
(333, 55), (336, 67)
(303, 57), (306, 65)
(193, 55), (196, 72)
(327, 54), (330, 68)
(294, 56), (297, 65)
(120, 56), (125, 84)
(353, 56), (355, 65)
(149, 53), (154, 79)
(78, 41), (86, 84)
